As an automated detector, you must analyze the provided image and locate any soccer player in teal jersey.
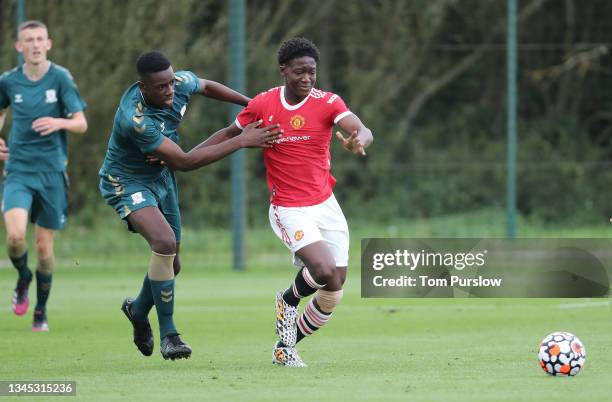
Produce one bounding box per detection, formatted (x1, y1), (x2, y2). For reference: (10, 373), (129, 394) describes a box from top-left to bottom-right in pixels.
(99, 50), (281, 360)
(0, 20), (88, 332)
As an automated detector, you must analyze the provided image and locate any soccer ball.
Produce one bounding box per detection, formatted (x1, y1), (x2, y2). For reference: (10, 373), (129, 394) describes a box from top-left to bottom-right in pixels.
(538, 331), (586, 376)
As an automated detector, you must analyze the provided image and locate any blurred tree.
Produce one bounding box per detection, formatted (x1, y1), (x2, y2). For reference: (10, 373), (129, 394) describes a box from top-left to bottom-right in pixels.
(0, 0), (610, 226)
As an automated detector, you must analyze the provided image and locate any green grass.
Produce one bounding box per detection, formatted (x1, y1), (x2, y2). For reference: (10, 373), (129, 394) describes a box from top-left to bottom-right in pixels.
(1, 209), (611, 401)
(1, 269), (611, 401)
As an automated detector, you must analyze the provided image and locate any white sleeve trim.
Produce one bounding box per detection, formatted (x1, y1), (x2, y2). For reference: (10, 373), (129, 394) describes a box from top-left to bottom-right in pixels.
(334, 111), (353, 124)
(235, 118), (244, 130)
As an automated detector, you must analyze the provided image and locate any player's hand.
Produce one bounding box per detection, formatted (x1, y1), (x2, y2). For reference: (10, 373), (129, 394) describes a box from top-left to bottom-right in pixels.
(336, 130), (366, 156)
(145, 155), (165, 166)
(0, 137), (8, 161)
(239, 120), (283, 148)
(32, 117), (63, 136)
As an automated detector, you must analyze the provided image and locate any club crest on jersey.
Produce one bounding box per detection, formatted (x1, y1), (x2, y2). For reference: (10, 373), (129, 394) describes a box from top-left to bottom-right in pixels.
(294, 230), (304, 241)
(131, 192), (146, 205)
(289, 114), (305, 129)
(45, 89), (57, 103)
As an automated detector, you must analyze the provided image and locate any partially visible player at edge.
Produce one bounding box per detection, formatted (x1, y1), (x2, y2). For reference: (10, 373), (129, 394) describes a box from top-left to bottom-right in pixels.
(201, 37), (373, 366)
(98, 50), (281, 360)
(0, 20), (88, 332)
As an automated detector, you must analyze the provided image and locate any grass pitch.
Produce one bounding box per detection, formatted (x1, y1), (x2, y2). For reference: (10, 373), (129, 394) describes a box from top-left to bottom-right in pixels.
(1, 211), (611, 401)
(2, 266), (611, 401)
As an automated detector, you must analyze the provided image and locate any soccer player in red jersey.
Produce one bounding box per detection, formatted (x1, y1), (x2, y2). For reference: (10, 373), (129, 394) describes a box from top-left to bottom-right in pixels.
(197, 37), (372, 366)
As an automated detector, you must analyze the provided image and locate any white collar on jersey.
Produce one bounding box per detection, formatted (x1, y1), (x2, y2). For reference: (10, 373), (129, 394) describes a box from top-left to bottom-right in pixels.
(280, 86), (311, 110)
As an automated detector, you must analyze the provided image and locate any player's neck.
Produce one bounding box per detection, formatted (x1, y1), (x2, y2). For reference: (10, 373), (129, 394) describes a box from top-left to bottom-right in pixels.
(23, 60), (50, 82)
(139, 91), (158, 110)
(283, 88), (307, 105)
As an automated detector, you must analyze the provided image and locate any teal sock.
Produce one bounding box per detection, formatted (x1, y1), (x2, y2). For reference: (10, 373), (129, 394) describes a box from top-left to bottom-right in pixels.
(131, 274), (155, 318)
(10, 252), (32, 282)
(35, 271), (52, 312)
(150, 279), (177, 339)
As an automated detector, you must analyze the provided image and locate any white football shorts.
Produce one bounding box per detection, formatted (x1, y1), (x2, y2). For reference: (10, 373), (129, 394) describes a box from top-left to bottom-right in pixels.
(268, 193), (349, 268)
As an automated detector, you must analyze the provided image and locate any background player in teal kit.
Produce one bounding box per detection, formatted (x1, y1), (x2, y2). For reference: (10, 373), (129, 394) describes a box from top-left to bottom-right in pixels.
(0, 20), (88, 331)
(99, 50), (280, 360)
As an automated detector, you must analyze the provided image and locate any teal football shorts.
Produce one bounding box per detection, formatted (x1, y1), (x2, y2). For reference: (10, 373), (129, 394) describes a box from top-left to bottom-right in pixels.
(2, 171), (68, 230)
(98, 169), (181, 241)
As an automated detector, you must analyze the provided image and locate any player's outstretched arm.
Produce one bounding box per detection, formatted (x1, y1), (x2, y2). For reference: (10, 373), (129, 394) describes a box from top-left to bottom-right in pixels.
(192, 123), (243, 150)
(32, 111), (88, 136)
(152, 120), (281, 172)
(335, 113), (373, 156)
(145, 123), (247, 166)
(198, 79), (251, 106)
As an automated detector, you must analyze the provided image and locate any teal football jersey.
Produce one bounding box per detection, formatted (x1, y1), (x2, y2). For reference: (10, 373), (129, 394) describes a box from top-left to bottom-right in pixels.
(0, 62), (87, 172)
(99, 70), (201, 181)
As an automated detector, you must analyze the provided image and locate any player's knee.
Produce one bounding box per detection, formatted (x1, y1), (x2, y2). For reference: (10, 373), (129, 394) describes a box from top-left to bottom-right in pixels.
(7, 235), (27, 258)
(7, 232), (26, 248)
(35, 238), (54, 260)
(324, 271), (345, 291)
(315, 289), (344, 313)
(308, 260), (335, 285)
(149, 236), (176, 255)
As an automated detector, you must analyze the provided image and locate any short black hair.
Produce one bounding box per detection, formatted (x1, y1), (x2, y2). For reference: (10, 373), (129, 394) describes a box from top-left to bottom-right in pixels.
(136, 50), (171, 77)
(277, 37), (319, 65)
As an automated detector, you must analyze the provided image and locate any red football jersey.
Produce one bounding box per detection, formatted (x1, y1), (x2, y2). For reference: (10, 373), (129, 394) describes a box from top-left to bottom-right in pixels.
(235, 86), (352, 207)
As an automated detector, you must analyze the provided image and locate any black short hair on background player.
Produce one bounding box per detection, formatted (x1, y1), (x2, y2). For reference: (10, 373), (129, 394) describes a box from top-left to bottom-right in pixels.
(277, 37), (320, 66)
(136, 50), (171, 77)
